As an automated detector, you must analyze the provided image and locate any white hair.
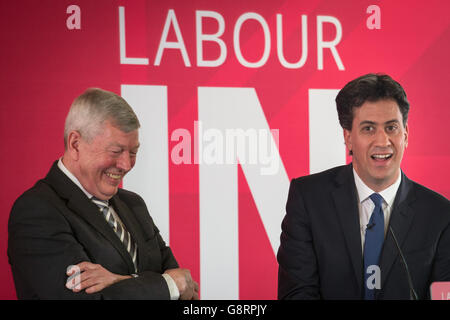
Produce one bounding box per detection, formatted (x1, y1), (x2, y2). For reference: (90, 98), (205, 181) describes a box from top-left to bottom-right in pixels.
(64, 88), (140, 148)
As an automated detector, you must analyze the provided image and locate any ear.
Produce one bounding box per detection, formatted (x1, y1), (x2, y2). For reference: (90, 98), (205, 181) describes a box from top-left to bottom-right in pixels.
(343, 129), (352, 154)
(404, 123), (409, 148)
(66, 130), (82, 161)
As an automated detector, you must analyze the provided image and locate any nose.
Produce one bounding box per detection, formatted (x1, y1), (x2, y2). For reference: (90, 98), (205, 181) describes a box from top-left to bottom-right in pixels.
(373, 129), (390, 148)
(117, 151), (133, 172)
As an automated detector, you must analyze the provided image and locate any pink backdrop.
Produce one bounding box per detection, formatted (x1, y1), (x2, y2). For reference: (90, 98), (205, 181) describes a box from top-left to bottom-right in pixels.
(1, 0), (449, 299)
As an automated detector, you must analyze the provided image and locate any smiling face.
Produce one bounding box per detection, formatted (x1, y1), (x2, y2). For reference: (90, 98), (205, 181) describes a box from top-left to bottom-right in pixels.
(344, 99), (408, 192)
(68, 120), (140, 200)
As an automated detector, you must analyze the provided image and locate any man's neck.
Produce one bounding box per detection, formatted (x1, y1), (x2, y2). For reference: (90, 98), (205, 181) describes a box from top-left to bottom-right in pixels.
(353, 168), (400, 193)
(353, 166), (402, 207)
(58, 156), (93, 199)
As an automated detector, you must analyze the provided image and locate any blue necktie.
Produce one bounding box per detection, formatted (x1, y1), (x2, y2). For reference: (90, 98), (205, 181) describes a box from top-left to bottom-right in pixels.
(363, 193), (385, 300)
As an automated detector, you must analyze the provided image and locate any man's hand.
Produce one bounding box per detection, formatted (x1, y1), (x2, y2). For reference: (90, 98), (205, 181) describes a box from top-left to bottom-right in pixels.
(164, 268), (199, 300)
(66, 262), (131, 294)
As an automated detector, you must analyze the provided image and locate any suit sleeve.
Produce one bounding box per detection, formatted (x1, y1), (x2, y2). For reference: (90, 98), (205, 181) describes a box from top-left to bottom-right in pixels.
(8, 192), (173, 300)
(108, 192), (180, 299)
(277, 179), (321, 299)
(430, 218), (450, 283)
(8, 192), (103, 299)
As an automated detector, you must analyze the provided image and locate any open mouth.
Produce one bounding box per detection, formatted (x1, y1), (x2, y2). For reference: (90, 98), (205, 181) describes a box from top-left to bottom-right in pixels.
(105, 172), (123, 181)
(370, 153), (393, 161)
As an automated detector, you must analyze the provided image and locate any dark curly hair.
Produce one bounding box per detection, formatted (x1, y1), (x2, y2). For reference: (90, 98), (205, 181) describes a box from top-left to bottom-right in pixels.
(335, 73), (410, 131)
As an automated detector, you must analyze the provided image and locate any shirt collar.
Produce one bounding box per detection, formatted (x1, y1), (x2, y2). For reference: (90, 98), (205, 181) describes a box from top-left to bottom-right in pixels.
(57, 158), (93, 200)
(353, 167), (402, 208)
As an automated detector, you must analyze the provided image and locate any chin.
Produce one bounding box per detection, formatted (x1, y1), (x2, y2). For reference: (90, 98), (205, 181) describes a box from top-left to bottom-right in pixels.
(100, 187), (119, 199)
(370, 171), (398, 186)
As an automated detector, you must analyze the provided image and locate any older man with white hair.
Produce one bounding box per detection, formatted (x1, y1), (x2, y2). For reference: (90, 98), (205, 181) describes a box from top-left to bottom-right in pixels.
(8, 88), (199, 300)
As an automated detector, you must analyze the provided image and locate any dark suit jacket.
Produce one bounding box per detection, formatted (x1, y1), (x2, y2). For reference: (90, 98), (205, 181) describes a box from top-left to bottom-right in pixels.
(8, 161), (179, 299)
(277, 164), (450, 300)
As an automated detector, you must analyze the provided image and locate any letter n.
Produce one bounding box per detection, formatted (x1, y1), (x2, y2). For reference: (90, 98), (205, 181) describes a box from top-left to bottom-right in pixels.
(198, 87), (290, 299)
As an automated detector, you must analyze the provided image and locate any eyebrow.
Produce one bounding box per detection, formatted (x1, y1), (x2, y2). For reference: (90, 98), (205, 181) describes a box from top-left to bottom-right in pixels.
(359, 119), (400, 126)
(108, 143), (140, 150)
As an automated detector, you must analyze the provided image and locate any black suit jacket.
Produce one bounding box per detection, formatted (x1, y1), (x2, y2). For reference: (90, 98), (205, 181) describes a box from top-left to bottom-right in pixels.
(277, 164), (450, 299)
(8, 161), (179, 299)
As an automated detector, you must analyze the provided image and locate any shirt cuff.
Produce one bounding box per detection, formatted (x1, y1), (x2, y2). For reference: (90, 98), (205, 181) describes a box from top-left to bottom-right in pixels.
(162, 273), (180, 300)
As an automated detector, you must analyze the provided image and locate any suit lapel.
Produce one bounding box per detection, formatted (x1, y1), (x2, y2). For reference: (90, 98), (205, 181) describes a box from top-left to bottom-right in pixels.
(44, 161), (136, 273)
(379, 172), (416, 291)
(332, 165), (363, 296)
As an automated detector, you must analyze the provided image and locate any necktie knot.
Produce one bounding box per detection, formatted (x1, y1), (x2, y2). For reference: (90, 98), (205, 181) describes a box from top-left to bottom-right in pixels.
(91, 197), (109, 209)
(369, 193), (383, 209)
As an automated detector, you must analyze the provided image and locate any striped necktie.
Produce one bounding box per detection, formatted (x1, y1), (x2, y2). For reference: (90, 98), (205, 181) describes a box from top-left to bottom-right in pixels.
(91, 197), (138, 272)
(363, 193), (385, 300)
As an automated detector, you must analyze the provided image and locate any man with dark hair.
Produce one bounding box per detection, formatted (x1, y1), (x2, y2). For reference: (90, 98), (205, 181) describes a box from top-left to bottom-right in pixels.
(8, 88), (199, 299)
(336, 73), (410, 133)
(278, 73), (450, 299)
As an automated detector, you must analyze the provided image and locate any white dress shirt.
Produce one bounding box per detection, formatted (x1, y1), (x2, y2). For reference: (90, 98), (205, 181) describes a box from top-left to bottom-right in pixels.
(57, 158), (180, 299)
(353, 168), (401, 253)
